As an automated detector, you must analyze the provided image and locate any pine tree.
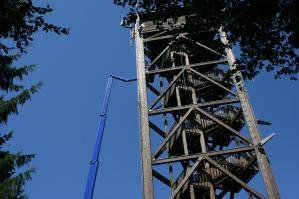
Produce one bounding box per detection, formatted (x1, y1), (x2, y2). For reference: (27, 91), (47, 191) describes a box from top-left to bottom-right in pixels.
(0, 131), (35, 199)
(0, 1), (68, 198)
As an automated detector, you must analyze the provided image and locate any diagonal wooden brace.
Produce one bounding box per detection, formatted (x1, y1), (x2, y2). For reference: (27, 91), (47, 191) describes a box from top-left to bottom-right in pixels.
(205, 156), (266, 199)
(153, 107), (193, 159)
(170, 157), (204, 199)
(150, 68), (186, 109)
(194, 107), (252, 145)
(187, 67), (237, 96)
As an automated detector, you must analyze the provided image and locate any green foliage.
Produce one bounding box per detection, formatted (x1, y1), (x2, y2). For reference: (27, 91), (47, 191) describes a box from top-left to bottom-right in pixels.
(114, 0), (298, 80)
(0, 132), (35, 199)
(0, 0), (69, 54)
(0, 0), (68, 197)
(0, 82), (42, 124)
(0, 169), (35, 199)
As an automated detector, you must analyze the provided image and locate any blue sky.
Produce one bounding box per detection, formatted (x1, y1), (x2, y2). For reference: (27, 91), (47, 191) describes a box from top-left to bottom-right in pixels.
(5, 0), (299, 198)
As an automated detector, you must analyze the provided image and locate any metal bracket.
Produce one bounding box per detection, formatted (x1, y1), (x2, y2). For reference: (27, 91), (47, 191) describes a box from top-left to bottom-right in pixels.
(89, 161), (98, 165)
(256, 119), (272, 126)
(258, 133), (276, 148)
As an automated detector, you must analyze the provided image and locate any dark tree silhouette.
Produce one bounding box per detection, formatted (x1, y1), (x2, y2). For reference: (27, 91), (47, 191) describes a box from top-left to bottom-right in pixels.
(114, 0), (298, 80)
(0, 1), (68, 198)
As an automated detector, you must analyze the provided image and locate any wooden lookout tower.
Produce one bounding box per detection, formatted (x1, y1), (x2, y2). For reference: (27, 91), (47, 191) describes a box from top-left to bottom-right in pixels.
(130, 9), (280, 199)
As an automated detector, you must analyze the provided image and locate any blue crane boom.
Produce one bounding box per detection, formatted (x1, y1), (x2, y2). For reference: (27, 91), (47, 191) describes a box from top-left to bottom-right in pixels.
(83, 74), (136, 199)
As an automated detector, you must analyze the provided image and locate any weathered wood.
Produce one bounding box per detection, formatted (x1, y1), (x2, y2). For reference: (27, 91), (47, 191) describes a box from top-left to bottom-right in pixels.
(133, 11), (280, 199)
(153, 107), (193, 159)
(146, 59), (227, 75)
(146, 45), (170, 70)
(220, 29), (280, 199)
(181, 35), (226, 58)
(188, 67), (237, 96)
(135, 17), (154, 199)
(152, 169), (171, 187)
(194, 107), (251, 144)
(152, 146), (254, 165)
(170, 157), (204, 199)
(149, 121), (166, 138)
(150, 68), (186, 109)
(205, 156), (266, 199)
(149, 98), (240, 115)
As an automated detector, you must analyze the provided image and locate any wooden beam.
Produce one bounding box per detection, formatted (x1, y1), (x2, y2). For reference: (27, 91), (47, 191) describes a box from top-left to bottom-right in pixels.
(194, 107), (252, 144)
(149, 98), (240, 115)
(170, 157), (204, 199)
(152, 108), (193, 159)
(152, 169), (171, 187)
(146, 45), (170, 71)
(135, 17), (154, 199)
(149, 121), (166, 138)
(146, 59), (227, 75)
(188, 67), (237, 96)
(150, 68), (186, 109)
(205, 156), (266, 199)
(220, 29), (280, 199)
(152, 146), (254, 165)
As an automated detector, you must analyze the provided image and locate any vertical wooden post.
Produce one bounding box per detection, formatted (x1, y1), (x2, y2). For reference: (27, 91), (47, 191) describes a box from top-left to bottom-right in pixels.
(219, 29), (280, 199)
(135, 16), (154, 199)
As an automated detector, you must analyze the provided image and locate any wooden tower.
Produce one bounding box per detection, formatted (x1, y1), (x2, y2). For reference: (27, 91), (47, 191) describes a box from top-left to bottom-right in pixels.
(131, 10), (280, 199)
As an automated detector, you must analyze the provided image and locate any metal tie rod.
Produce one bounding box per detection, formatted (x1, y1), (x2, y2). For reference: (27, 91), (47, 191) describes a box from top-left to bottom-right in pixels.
(83, 74), (136, 199)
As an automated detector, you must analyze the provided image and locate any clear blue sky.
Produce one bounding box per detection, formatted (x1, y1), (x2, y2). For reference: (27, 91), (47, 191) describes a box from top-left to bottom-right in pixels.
(5, 0), (298, 198)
